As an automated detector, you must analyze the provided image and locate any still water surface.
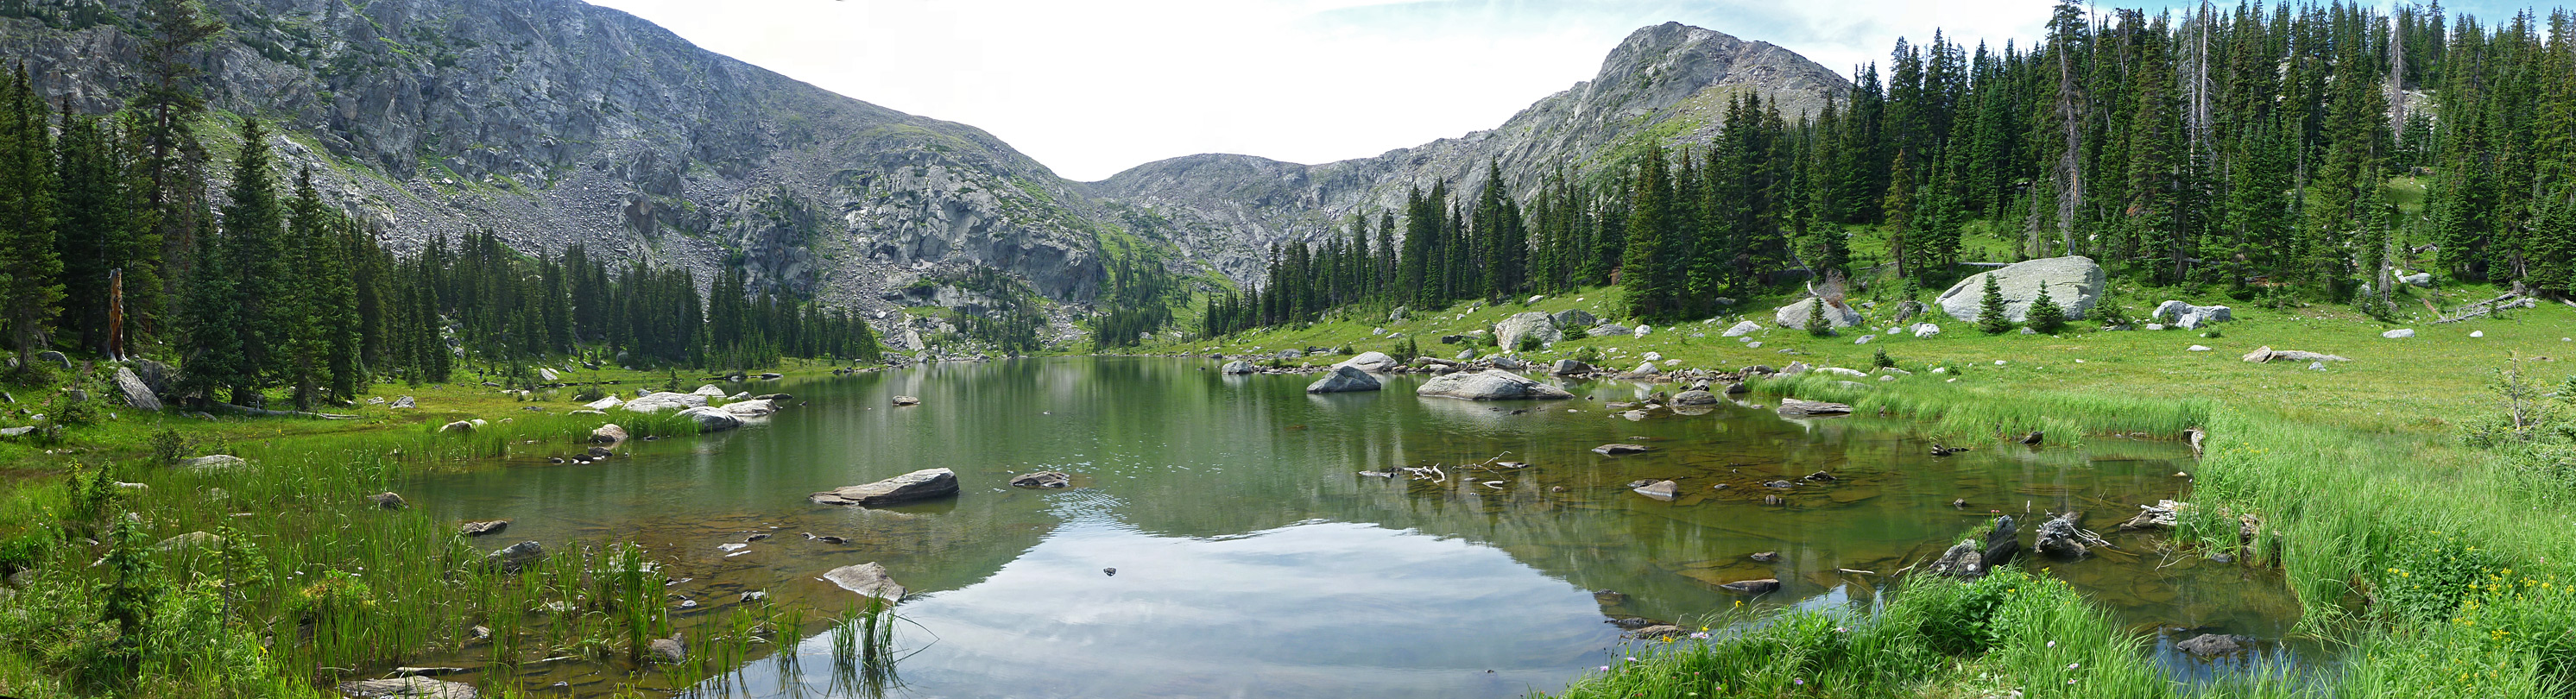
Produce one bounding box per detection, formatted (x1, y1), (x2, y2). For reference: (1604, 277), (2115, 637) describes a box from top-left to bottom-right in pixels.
(405, 357), (2301, 697)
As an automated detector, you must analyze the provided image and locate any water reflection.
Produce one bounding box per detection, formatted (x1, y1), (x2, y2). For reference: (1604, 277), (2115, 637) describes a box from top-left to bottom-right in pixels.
(399, 357), (2308, 696)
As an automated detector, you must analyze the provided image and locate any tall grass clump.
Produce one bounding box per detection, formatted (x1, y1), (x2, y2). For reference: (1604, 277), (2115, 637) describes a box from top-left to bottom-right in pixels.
(1550, 567), (2314, 699)
(1753, 372), (2212, 440)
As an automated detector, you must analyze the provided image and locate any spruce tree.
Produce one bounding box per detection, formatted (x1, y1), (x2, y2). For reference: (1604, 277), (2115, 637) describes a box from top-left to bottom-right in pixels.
(1975, 274), (2013, 334)
(0, 69), (62, 371)
(2026, 285), (2067, 334)
(216, 118), (287, 405)
(1804, 296), (1831, 337)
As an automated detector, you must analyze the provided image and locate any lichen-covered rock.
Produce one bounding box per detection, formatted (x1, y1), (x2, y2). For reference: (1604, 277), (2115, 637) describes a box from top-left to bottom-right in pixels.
(1493, 312), (1562, 350)
(1773, 298), (1862, 329)
(1936, 256), (2106, 322)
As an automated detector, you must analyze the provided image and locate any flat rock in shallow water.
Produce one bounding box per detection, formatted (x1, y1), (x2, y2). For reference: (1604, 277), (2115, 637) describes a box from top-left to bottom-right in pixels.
(822, 562), (906, 601)
(1776, 399), (1853, 417)
(338, 676), (478, 698)
(1717, 578), (1781, 594)
(1632, 480), (1680, 501)
(811, 468), (960, 506)
(1592, 444), (1651, 455)
(459, 520), (509, 537)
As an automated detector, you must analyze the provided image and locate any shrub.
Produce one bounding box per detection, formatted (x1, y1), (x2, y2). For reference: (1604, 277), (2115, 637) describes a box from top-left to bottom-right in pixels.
(572, 385), (607, 403)
(1872, 347), (1894, 368)
(1574, 345), (1604, 364)
(148, 429), (190, 464)
(1517, 335), (1543, 352)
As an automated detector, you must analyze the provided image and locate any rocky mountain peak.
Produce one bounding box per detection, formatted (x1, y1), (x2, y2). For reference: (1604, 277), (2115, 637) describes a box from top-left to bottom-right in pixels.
(1090, 22), (1853, 286)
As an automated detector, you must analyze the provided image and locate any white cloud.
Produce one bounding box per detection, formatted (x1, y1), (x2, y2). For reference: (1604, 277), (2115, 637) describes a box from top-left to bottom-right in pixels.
(584, 0), (2069, 180)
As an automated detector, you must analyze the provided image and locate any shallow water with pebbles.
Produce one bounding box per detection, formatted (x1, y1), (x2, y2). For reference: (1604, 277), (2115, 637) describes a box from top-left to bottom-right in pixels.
(400, 356), (2311, 697)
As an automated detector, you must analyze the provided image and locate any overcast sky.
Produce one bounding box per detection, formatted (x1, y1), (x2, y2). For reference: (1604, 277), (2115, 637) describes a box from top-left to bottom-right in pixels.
(586, 0), (2520, 182)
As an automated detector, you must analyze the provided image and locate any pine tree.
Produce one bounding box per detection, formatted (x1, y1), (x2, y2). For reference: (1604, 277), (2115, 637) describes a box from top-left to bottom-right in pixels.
(1619, 145), (1676, 319)
(1804, 296), (1831, 337)
(1976, 274), (2013, 334)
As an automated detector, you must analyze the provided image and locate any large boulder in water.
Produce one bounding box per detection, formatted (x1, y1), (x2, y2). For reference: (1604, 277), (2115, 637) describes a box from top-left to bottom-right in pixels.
(1219, 360), (1256, 375)
(674, 406), (743, 432)
(1772, 298), (1863, 329)
(811, 468), (960, 506)
(1334, 351), (1398, 373)
(621, 392), (708, 413)
(1416, 369), (1574, 400)
(1493, 312), (1562, 350)
(1305, 366), (1382, 394)
(1935, 256), (2105, 322)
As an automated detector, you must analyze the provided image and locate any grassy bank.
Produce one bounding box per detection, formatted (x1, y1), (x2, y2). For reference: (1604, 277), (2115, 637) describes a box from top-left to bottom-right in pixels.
(1138, 286), (2576, 697)
(0, 362), (900, 698)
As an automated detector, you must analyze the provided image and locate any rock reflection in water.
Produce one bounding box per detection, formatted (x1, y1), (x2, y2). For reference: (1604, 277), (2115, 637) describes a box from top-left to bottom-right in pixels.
(395, 357), (2310, 697)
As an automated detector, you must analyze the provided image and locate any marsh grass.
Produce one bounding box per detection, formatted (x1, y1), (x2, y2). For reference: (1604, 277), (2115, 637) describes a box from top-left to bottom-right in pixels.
(1551, 568), (2321, 699)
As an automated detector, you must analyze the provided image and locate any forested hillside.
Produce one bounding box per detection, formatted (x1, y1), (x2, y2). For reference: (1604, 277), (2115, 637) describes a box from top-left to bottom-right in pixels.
(1205, 1), (2576, 336)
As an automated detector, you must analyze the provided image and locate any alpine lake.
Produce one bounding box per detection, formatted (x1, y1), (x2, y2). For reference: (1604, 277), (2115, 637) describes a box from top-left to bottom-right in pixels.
(398, 356), (2309, 698)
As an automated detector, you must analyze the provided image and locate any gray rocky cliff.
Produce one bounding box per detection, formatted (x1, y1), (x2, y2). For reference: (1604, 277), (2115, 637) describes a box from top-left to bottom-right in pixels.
(2, 0), (1113, 320)
(1089, 22), (1853, 286)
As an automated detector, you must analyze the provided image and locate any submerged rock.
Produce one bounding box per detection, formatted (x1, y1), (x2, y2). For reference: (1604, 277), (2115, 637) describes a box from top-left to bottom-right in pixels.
(337, 677), (479, 699)
(811, 468), (960, 506)
(2176, 633), (2254, 657)
(1009, 471), (1072, 488)
(487, 541), (544, 573)
(1632, 480), (1680, 501)
(1591, 444), (1651, 455)
(822, 562), (906, 601)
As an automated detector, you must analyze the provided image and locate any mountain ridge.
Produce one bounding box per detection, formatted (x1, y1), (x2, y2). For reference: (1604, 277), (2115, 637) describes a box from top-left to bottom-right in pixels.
(1087, 21), (1853, 284)
(4, 3), (1853, 347)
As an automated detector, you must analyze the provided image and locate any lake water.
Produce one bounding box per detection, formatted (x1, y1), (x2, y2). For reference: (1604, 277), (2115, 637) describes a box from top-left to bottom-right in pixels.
(404, 357), (2304, 697)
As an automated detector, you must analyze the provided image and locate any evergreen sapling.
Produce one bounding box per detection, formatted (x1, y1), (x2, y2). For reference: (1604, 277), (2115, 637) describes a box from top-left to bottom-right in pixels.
(2026, 285), (2067, 334)
(1976, 274), (2013, 334)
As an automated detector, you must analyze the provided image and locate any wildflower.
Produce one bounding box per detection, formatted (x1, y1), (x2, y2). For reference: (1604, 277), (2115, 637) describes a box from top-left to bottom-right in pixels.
(1795, 678), (1805, 685)
(1689, 632), (1711, 639)
(2067, 663), (2080, 671)
(1598, 665), (1610, 671)
(1834, 627), (1847, 633)
(2046, 640), (2056, 648)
